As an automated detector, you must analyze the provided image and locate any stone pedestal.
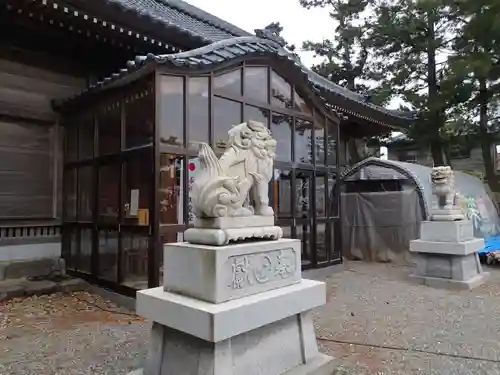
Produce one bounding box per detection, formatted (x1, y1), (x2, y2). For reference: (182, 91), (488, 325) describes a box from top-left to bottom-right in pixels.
(185, 216), (283, 246)
(409, 220), (489, 290)
(430, 208), (465, 221)
(129, 239), (335, 375)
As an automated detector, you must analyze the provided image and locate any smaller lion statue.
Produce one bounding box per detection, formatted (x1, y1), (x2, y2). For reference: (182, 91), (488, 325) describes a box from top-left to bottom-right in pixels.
(191, 120), (277, 218)
(431, 166), (456, 210)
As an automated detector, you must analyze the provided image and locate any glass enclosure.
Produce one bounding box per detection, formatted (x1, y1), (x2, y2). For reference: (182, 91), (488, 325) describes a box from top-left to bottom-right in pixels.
(62, 62), (341, 296)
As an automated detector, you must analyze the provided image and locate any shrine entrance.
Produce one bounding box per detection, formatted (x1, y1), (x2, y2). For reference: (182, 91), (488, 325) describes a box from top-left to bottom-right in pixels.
(60, 60), (342, 297)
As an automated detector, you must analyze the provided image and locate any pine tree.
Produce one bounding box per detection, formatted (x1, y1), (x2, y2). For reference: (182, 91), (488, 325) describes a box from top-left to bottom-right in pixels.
(366, 0), (463, 166)
(299, 0), (388, 164)
(446, 0), (500, 191)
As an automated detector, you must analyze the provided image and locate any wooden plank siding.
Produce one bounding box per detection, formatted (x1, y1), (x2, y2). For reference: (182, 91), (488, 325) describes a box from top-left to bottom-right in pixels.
(0, 59), (85, 122)
(0, 59), (86, 220)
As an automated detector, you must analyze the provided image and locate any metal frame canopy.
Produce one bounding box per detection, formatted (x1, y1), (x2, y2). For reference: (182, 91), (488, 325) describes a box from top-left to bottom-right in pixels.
(342, 157), (500, 239)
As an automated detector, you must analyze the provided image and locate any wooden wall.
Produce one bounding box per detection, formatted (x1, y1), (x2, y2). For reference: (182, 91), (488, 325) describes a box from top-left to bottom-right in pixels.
(0, 59), (85, 122)
(0, 59), (86, 220)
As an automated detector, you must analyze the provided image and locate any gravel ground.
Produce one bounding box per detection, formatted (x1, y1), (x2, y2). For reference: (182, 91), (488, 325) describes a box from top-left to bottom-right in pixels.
(314, 261), (500, 375)
(0, 292), (149, 375)
(1, 262), (500, 375)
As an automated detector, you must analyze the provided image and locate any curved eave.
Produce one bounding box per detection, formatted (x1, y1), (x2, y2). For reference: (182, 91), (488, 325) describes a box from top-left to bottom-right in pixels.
(54, 36), (419, 128)
(102, 0), (231, 43)
(60, 0), (244, 45)
(159, 0), (252, 38)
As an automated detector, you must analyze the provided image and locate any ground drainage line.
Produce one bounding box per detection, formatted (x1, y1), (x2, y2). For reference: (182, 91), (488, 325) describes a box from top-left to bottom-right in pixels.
(317, 337), (500, 364)
(75, 295), (499, 364)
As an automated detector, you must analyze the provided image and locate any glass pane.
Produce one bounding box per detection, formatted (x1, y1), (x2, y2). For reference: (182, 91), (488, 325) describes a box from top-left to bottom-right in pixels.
(121, 232), (149, 289)
(314, 115), (326, 165)
(159, 154), (184, 225)
(273, 168), (292, 218)
(330, 222), (340, 260)
(78, 166), (93, 221)
(64, 169), (77, 221)
(339, 139), (348, 166)
(187, 77), (209, 151)
(187, 157), (200, 225)
(160, 231), (184, 246)
(213, 97), (242, 153)
(316, 222), (327, 263)
(326, 119), (338, 166)
(78, 115), (94, 160)
(295, 171), (311, 218)
(270, 71), (292, 108)
(98, 102), (121, 155)
(244, 67), (268, 103)
(293, 90), (312, 115)
(79, 228), (92, 274)
(214, 68), (242, 96)
(125, 84), (154, 148)
(328, 173), (338, 217)
(98, 229), (118, 281)
(123, 154), (152, 226)
(295, 119), (313, 164)
(158, 230), (182, 285)
(159, 75), (184, 147)
(244, 105), (269, 126)
(281, 226), (293, 239)
(65, 122), (77, 162)
(316, 173), (327, 217)
(98, 163), (120, 225)
(64, 227), (78, 270)
(270, 113), (292, 162)
(296, 225), (311, 263)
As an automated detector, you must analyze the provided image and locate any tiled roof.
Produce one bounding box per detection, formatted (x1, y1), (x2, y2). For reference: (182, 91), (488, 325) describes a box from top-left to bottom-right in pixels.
(55, 37), (417, 127)
(104, 0), (251, 42)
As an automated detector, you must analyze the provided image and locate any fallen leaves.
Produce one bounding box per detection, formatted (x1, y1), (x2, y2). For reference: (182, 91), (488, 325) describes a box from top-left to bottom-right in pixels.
(0, 292), (145, 340)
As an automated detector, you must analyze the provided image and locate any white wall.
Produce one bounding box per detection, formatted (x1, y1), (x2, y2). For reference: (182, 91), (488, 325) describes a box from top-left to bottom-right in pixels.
(0, 241), (61, 262)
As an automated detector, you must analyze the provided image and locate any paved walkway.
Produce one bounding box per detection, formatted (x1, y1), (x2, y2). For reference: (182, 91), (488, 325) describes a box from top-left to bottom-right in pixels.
(1, 262), (500, 374)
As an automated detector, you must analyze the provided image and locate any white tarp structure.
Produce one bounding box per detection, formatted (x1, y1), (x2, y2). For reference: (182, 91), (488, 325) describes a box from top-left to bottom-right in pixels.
(339, 158), (500, 263)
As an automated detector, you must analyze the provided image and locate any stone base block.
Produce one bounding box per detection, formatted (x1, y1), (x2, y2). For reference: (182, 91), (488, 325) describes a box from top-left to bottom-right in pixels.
(420, 220), (474, 242)
(129, 311), (334, 375)
(137, 279), (325, 342)
(430, 208), (465, 221)
(409, 272), (490, 290)
(410, 252), (488, 290)
(128, 355), (335, 375)
(163, 239), (301, 303)
(184, 226), (283, 246)
(409, 238), (484, 255)
(194, 215), (275, 229)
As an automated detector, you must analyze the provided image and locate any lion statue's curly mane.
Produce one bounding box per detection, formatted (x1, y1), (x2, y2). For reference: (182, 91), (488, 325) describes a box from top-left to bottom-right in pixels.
(192, 120), (277, 218)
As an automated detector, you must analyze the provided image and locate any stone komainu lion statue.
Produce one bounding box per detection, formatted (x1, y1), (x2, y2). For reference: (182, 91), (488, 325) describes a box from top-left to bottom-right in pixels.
(430, 166), (456, 210)
(192, 120), (277, 218)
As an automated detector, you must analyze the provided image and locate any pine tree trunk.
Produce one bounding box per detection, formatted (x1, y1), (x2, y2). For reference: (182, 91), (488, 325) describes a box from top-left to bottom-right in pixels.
(478, 78), (500, 192)
(427, 13), (445, 166)
(443, 144), (453, 168)
(345, 77), (363, 164)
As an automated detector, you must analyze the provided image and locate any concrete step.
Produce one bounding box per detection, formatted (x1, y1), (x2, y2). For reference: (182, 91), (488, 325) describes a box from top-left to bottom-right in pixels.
(0, 276), (88, 302)
(0, 257), (64, 281)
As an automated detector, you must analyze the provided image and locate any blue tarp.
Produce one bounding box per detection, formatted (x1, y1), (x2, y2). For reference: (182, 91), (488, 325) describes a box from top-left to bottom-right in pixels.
(478, 235), (500, 256)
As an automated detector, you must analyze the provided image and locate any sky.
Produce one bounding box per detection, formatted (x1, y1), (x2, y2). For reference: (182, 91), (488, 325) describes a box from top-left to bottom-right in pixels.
(184, 0), (332, 68)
